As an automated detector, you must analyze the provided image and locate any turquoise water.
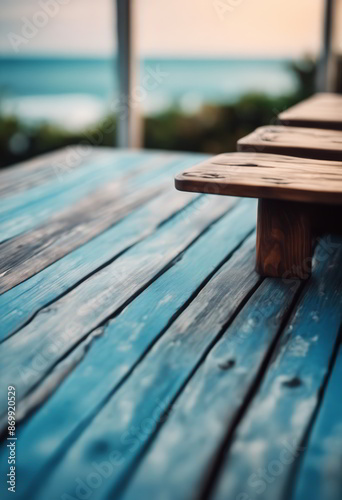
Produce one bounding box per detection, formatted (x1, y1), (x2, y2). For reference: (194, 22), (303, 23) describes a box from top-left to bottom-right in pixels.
(0, 57), (298, 128)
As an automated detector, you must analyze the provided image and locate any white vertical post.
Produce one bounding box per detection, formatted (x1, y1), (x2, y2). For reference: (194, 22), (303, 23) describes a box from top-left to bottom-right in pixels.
(116, 0), (142, 148)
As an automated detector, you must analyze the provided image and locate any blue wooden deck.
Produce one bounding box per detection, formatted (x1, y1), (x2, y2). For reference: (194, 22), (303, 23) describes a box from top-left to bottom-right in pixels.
(0, 147), (341, 500)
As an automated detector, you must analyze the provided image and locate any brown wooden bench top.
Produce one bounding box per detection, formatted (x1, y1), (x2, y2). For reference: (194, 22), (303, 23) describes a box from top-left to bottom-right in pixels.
(237, 125), (342, 161)
(175, 152), (342, 205)
(278, 93), (342, 130)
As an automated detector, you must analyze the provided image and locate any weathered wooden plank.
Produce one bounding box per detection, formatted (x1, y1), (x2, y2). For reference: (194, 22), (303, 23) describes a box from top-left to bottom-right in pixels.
(210, 236), (342, 500)
(0, 181), (164, 294)
(0, 147), (105, 198)
(291, 340), (342, 500)
(0, 152), (142, 239)
(0, 193), (237, 418)
(0, 199), (257, 498)
(117, 277), (302, 500)
(175, 152), (342, 205)
(0, 150), (188, 242)
(237, 125), (342, 161)
(19, 235), (262, 500)
(0, 188), (196, 343)
(0, 152), (199, 293)
(278, 93), (342, 130)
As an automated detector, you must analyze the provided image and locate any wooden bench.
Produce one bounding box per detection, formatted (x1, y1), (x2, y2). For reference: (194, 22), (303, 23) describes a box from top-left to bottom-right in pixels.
(176, 93), (342, 279)
(175, 152), (342, 278)
(237, 125), (342, 161)
(278, 92), (342, 130)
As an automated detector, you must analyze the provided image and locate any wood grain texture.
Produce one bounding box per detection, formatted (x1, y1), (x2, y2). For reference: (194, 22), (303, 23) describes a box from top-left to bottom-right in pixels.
(0, 151), (142, 242)
(0, 153), (201, 293)
(0, 188), (196, 343)
(118, 276), (302, 500)
(292, 340), (342, 500)
(175, 152), (342, 205)
(0, 148), (184, 199)
(0, 181), (163, 294)
(0, 200), (257, 496)
(0, 154), (208, 341)
(0, 147), (104, 198)
(211, 236), (342, 500)
(1, 148), (341, 500)
(237, 125), (342, 161)
(278, 93), (342, 130)
(0, 194), (237, 419)
(256, 199), (313, 279)
(21, 236), (261, 500)
(0, 150), (188, 242)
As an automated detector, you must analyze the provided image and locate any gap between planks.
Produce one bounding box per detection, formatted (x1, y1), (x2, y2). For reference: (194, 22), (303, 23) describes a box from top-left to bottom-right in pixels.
(0, 194), (241, 422)
(0, 153), (207, 293)
(282, 325), (342, 500)
(0, 203), (257, 500)
(197, 280), (306, 500)
(18, 235), (262, 500)
(0, 150), (192, 243)
(0, 188), (197, 344)
(3, 218), (256, 434)
(207, 238), (342, 500)
(290, 330), (342, 500)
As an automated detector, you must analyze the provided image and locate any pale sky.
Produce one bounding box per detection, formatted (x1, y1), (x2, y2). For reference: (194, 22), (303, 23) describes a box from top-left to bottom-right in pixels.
(0, 0), (329, 58)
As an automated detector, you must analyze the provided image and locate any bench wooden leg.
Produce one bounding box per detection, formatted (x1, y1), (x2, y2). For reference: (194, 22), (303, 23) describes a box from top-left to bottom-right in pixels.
(256, 198), (313, 279)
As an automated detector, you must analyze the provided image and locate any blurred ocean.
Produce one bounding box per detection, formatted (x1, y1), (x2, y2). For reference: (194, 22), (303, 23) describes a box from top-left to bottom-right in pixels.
(0, 57), (298, 130)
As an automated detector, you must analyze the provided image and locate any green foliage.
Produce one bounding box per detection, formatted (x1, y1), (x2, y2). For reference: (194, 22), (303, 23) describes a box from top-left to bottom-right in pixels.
(0, 59), (316, 168)
(145, 93), (298, 155)
(0, 116), (117, 168)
